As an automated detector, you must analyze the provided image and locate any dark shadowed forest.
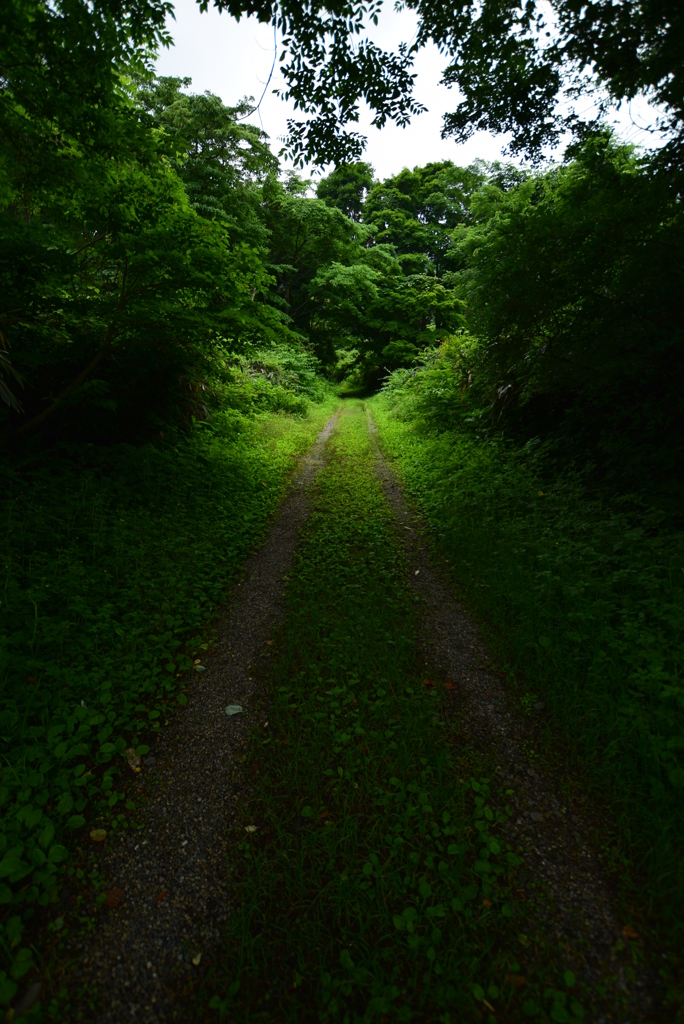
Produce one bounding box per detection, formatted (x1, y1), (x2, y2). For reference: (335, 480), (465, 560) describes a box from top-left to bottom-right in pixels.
(1, 0), (683, 1019)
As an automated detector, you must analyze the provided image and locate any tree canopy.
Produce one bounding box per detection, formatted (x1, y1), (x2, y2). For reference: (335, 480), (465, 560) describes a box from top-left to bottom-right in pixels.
(208, 0), (684, 167)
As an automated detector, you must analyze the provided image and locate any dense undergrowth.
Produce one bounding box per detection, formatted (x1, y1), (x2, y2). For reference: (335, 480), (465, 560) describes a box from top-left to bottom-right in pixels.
(0, 382), (335, 1006)
(204, 404), (586, 1024)
(371, 380), (684, 950)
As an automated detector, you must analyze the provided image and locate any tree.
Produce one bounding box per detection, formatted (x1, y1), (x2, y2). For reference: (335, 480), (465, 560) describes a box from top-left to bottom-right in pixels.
(0, 47), (288, 436)
(0, 139), (284, 438)
(0, 0), (171, 138)
(317, 161), (374, 221)
(308, 243), (464, 383)
(364, 161), (487, 275)
(207, 0), (684, 167)
(0, 0), (174, 413)
(139, 77), (277, 245)
(449, 133), (684, 486)
(260, 174), (365, 363)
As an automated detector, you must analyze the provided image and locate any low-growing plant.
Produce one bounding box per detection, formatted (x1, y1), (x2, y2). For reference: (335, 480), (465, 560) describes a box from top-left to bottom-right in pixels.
(0, 395), (336, 1000)
(205, 404), (588, 1022)
(371, 384), (684, 945)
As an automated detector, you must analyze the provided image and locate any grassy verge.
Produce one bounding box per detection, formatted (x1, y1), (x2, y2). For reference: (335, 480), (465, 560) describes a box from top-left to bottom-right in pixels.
(0, 398), (336, 1006)
(204, 402), (586, 1024)
(369, 394), (684, 956)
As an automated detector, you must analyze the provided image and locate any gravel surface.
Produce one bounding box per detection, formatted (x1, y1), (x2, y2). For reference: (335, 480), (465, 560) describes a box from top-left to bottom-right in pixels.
(67, 413), (339, 1023)
(368, 410), (663, 1023)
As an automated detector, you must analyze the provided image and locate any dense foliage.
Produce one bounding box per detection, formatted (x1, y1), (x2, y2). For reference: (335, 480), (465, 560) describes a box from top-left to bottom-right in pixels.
(209, 0), (684, 167)
(314, 141), (683, 501)
(0, 65), (295, 441)
(451, 138), (683, 499)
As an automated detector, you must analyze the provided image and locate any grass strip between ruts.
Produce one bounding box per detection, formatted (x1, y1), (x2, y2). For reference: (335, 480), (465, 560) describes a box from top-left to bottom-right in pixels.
(204, 402), (585, 1024)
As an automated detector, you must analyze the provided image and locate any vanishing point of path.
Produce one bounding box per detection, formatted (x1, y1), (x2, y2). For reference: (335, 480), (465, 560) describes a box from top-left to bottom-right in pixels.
(65, 402), (660, 1023)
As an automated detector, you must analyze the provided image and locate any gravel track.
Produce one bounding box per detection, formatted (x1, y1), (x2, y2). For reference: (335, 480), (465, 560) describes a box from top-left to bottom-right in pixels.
(67, 413), (339, 1023)
(366, 409), (662, 1023)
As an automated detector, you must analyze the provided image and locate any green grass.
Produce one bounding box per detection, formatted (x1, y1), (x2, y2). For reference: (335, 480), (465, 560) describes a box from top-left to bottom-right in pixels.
(204, 402), (586, 1024)
(0, 398), (336, 1006)
(370, 393), (684, 953)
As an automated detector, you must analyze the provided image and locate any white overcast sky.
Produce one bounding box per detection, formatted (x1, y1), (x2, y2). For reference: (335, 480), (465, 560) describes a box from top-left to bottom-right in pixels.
(154, 0), (663, 181)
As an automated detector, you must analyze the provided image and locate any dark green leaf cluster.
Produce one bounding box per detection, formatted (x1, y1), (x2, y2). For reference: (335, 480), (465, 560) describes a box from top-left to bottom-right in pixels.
(433, 136), (682, 498)
(210, 0), (425, 166)
(316, 161), (374, 221)
(208, 0), (684, 168)
(138, 77), (277, 242)
(0, 9), (304, 441)
(309, 158), (516, 385)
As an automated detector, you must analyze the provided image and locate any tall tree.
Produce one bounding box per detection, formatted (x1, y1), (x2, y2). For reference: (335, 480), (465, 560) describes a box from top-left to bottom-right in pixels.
(139, 77), (277, 245)
(316, 161), (374, 221)
(0, 0), (175, 413)
(447, 134), (684, 487)
(0, 32), (287, 436)
(364, 161), (487, 275)
(260, 174), (364, 363)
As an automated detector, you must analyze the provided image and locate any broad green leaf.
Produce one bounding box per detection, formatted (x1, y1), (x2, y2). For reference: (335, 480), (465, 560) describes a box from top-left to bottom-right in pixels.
(0, 858), (25, 879)
(0, 972), (17, 1006)
(39, 822), (55, 849)
(57, 793), (73, 815)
